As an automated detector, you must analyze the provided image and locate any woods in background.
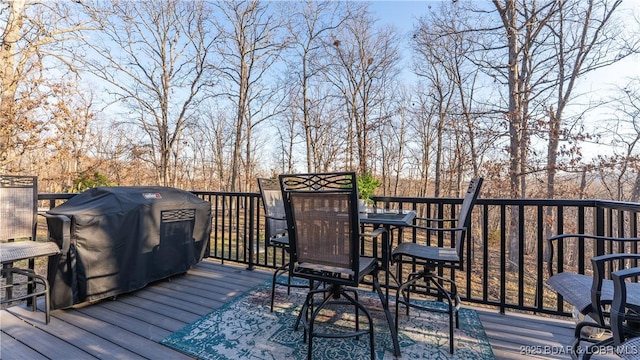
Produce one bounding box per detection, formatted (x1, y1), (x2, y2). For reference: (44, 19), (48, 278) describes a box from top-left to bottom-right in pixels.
(2, 0), (639, 202)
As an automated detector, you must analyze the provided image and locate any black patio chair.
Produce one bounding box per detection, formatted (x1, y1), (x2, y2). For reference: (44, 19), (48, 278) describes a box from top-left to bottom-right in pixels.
(547, 235), (640, 358)
(391, 177), (483, 354)
(611, 266), (640, 359)
(279, 171), (399, 360)
(257, 177), (307, 312)
(0, 175), (61, 324)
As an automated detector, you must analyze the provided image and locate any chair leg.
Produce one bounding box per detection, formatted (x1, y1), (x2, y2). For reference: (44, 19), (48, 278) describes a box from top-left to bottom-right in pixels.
(395, 269), (460, 354)
(44, 278), (51, 324)
(300, 285), (375, 360)
(270, 265), (279, 312)
(287, 269), (292, 295)
(270, 261), (291, 312)
(428, 276), (458, 354)
(395, 271), (424, 333)
(572, 320), (612, 359)
(373, 270), (401, 357)
(271, 251), (309, 312)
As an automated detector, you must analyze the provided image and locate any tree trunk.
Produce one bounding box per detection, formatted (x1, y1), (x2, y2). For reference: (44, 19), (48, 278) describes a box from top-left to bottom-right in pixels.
(0, 0), (25, 168)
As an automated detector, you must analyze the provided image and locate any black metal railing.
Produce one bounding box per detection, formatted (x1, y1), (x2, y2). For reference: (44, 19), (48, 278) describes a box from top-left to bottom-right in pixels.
(37, 191), (640, 318)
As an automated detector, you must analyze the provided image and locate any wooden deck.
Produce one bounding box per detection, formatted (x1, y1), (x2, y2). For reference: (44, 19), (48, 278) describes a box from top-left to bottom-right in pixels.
(0, 259), (615, 359)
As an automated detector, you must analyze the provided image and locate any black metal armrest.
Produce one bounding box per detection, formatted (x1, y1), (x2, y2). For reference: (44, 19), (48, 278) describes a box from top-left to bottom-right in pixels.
(612, 267), (640, 345)
(411, 224), (467, 234)
(40, 213), (71, 254)
(590, 254), (640, 318)
(414, 217), (458, 226)
(549, 234), (640, 243)
(361, 227), (386, 238)
(547, 234), (640, 276)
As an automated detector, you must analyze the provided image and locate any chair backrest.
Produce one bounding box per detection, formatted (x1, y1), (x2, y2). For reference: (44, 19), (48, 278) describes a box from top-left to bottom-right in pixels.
(0, 175), (38, 241)
(454, 178), (483, 260)
(257, 178), (287, 239)
(279, 172), (361, 282)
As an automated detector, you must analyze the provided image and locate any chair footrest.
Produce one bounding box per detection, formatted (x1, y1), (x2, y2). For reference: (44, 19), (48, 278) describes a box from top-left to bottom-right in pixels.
(396, 297), (461, 313)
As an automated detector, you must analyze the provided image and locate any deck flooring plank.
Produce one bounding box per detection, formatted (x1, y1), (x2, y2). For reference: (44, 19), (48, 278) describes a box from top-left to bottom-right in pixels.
(154, 276), (258, 303)
(171, 270), (269, 294)
(6, 305), (144, 360)
(149, 272), (268, 308)
(193, 263), (272, 284)
(128, 287), (215, 316)
(59, 307), (190, 359)
(0, 330), (49, 360)
(140, 283), (226, 309)
(116, 293), (202, 324)
(42, 306), (189, 359)
(96, 299), (188, 332)
(0, 310), (95, 359)
(1, 258), (618, 360)
(74, 305), (172, 342)
(188, 266), (271, 286)
(174, 264), (271, 288)
(156, 274), (247, 295)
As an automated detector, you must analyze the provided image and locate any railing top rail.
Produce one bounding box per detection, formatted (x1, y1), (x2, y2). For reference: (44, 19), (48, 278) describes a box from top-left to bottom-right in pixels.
(372, 196), (601, 207)
(38, 193), (76, 200)
(39, 192), (640, 212)
(190, 190), (259, 197)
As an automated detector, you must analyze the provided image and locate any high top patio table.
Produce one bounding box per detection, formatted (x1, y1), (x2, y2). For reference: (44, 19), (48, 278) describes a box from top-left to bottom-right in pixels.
(360, 209), (417, 297)
(360, 209), (417, 357)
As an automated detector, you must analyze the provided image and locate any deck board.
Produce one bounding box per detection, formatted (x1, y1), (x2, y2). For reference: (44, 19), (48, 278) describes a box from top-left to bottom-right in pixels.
(6, 306), (144, 360)
(0, 332), (49, 360)
(1, 310), (93, 359)
(0, 259), (617, 359)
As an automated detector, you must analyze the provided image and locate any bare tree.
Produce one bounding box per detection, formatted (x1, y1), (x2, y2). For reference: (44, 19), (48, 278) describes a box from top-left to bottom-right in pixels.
(0, 0), (96, 171)
(282, 1), (346, 172)
(325, 3), (401, 175)
(412, 19), (456, 197)
(378, 84), (410, 197)
(593, 78), (640, 201)
(406, 86), (437, 198)
(200, 106), (234, 191)
(213, 0), (287, 191)
(80, 0), (215, 186)
(469, 0), (638, 264)
(544, 0), (638, 199)
(44, 82), (99, 191)
(411, 2), (497, 198)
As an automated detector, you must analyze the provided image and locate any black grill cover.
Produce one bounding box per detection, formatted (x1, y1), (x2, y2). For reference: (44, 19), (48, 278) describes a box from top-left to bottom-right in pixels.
(45, 186), (212, 309)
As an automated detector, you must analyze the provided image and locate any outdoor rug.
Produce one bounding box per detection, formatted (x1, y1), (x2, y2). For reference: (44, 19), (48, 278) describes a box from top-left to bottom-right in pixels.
(161, 280), (495, 360)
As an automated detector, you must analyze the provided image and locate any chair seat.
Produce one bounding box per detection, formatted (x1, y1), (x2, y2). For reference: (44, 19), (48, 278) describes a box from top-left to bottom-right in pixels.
(1, 241), (60, 264)
(297, 256), (377, 279)
(392, 242), (459, 264)
(547, 272), (640, 315)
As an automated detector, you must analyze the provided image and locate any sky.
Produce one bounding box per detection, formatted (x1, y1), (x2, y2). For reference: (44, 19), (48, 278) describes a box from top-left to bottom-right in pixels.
(369, 1), (428, 32)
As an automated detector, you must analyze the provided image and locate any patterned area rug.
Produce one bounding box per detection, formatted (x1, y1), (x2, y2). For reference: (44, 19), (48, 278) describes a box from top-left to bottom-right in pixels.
(161, 280), (495, 360)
